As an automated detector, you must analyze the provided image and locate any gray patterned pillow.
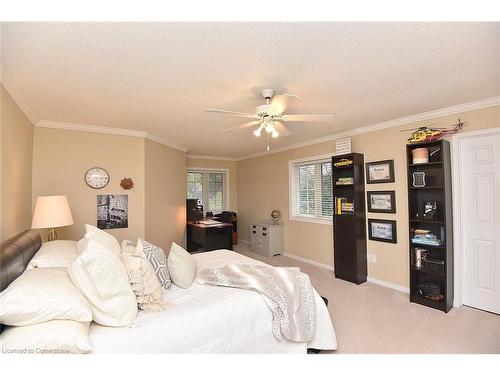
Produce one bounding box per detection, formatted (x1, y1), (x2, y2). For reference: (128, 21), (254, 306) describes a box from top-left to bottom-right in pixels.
(137, 238), (172, 289)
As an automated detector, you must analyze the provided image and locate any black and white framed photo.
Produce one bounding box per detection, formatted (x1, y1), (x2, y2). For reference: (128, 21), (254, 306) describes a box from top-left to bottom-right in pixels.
(365, 160), (395, 184)
(97, 194), (128, 229)
(368, 219), (397, 243)
(367, 191), (396, 213)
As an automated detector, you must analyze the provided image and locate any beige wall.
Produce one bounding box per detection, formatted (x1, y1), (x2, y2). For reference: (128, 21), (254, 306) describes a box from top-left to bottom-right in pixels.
(186, 158), (238, 212)
(145, 138), (186, 250)
(32, 127), (146, 242)
(237, 105), (500, 288)
(0, 85), (34, 242)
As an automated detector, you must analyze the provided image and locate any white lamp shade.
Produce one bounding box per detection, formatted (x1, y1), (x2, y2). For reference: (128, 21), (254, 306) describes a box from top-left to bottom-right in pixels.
(32, 195), (74, 229)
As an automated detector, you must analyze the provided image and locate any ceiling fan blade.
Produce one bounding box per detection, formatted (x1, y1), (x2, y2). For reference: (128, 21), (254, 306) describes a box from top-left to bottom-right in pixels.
(282, 114), (335, 122)
(272, 121), (293, 137)
(282, 93), (302, 100)
(222, 120), (260, 134)
(206, 109), (257, 119)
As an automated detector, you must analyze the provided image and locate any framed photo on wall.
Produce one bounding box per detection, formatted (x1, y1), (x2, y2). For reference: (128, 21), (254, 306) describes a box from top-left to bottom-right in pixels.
(366, 160), (395, 184)
(367, 191), (396, 213)
(368, 219), (397, 243)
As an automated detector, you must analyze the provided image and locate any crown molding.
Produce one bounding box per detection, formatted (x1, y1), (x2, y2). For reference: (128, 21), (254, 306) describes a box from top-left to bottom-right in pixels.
(35, 120), (189, 152)
(186, 154), (238, 161)
(236, 96), (500, 161)
(144, 133), (189, 152)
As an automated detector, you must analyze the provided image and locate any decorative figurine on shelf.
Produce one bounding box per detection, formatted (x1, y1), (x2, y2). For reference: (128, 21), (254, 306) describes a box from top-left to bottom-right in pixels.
(334, 158), (353, 168)
(403, 117), (466, 143)
(271, 209), (281, 225)
(412, 171), (426, 187)
(423, 201), (438, 221)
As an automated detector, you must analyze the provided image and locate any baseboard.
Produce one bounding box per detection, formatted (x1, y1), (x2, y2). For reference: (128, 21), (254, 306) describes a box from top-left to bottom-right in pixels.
(282, 252), (334, 271)
(367, 277), (409, 294)
(239, 240), (409, 294)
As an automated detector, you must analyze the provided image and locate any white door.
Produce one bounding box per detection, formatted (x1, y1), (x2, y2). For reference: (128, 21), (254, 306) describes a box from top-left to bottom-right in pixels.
(460, 130), (500, 314)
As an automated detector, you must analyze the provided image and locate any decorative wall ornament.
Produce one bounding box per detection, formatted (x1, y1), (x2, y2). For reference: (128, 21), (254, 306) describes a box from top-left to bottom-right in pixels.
(120, 177), (135, 190)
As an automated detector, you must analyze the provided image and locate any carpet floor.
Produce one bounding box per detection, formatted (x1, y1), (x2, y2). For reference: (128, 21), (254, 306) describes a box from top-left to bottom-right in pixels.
(234, 243), (500, 354)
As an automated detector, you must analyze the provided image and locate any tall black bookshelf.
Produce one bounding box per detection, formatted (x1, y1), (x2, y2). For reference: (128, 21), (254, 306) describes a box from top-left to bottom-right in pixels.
(332, 153), (367, 284)
(406, 140), (453, 312)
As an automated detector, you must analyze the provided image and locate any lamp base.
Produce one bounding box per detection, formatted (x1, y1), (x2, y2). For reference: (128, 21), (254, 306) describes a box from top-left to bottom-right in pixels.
(47, 228), (58, 241)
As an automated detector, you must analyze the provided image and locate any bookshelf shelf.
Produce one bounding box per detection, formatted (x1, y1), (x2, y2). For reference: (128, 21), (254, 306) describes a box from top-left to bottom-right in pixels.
(407, 140), (453, 313)
(332, 153), (367, 285)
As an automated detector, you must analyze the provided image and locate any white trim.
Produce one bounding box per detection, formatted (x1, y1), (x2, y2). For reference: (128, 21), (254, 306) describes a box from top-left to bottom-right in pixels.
(35, 120), (189, 152)
(451, 126), (500, 308)
(366, 277), (410, 294)
(281, 252), (410, 293)
(187, 167), (230, 212)
(144, 133), (189, 152)
(186, 154), (238, 161)
(282, 252), (334, 271)
(237, 96), (500, 161)
(289, 215), (333, 226)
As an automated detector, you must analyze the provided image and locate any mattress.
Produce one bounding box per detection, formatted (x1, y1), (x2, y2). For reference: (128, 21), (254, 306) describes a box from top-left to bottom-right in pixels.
(89, 250), (337, 353)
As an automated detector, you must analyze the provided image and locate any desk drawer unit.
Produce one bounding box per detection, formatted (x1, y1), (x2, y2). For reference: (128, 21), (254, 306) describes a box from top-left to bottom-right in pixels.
(250, 223), (283, 257)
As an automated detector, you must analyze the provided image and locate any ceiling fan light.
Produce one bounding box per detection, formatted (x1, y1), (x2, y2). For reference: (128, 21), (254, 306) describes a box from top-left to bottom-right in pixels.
(254, 124), (264, 137)
(265, 123), (274, 133)
(271, 129), (279, 138)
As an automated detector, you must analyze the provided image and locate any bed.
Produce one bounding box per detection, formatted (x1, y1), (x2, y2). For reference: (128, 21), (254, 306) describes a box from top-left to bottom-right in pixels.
(0, 230), (337, 353)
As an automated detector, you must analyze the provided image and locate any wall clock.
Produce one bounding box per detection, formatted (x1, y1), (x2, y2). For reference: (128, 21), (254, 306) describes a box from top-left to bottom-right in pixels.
(85, 167), (110, 189)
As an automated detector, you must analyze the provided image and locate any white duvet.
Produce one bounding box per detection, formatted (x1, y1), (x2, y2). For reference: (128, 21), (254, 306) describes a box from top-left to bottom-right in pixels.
(89, 250), (337, 353)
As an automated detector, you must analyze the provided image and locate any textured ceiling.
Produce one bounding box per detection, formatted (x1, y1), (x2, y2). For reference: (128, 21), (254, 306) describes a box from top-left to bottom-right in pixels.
(2, 22), (499, 157)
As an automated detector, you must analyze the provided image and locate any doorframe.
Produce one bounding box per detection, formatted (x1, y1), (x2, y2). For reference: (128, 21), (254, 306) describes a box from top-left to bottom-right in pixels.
(451, 127), (500, 308)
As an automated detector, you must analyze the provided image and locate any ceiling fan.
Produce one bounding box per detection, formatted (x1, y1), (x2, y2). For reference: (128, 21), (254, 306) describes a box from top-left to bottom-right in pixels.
(206, 89), (335, 151)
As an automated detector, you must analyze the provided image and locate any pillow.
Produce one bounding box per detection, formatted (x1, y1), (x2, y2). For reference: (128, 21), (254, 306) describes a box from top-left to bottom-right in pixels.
(0, 320), (92, 354)
(83, 224), (121, 255)
(137, 238), (172, 289)
(26, 240), (78, 269)
(121, 253), (174, 312)
(121, 239), (137, 256)
(0, 268), (92, 326)
(67, 237), (138, 327)
(167, 242), (196, 289)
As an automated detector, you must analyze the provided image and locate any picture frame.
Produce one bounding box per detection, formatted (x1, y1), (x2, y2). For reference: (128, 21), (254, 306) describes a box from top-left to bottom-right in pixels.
(368, 219), (397, 243)
(367, 191), (396, 213)
(365, 160), (395, 184)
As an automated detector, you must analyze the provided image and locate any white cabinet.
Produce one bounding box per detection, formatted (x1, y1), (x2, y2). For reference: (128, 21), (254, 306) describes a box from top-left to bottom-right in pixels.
(250, 221), (284, 257)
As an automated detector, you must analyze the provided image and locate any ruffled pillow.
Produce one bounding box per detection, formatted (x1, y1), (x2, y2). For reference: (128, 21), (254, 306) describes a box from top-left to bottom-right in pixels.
(121, 253), (174, 312)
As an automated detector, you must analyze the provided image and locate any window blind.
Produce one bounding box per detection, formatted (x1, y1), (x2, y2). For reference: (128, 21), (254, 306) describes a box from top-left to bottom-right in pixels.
(291, 158), (333, 220)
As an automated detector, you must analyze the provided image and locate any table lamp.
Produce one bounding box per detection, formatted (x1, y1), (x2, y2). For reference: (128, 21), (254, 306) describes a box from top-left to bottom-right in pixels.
(32, 195), (74, 241)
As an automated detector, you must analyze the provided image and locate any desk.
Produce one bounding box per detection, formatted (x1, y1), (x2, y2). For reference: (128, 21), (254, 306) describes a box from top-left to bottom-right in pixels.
(186, 221), (233, 252)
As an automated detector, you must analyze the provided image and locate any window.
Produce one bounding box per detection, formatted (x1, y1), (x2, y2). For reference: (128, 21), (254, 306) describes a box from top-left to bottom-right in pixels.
(187, 169), (228, 213)
(289, 155), (333, 224)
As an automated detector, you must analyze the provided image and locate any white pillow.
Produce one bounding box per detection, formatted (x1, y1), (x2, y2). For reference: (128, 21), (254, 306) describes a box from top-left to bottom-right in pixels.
(68, 237), (138, 327)
(167, 242), (197, 289)
(0, 320), (92, 354)
(27, 240), (78, 269)
(0, 268), (92, 326)
(83, 224), (121, 255)
(121, 239), (140, 257)
(121, 253), (174, 312)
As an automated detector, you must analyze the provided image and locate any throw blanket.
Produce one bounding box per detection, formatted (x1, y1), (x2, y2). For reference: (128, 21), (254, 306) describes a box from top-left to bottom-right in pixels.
(197, 265), (316, 342)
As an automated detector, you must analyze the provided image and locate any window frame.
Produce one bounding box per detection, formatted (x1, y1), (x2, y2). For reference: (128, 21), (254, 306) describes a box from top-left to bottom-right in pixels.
(187, 167), (230, 213)
(289, 153), (334, 225)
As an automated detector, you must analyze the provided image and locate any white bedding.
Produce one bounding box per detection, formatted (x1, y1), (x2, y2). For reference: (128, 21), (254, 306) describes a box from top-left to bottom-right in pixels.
(89, 250), (337, 353)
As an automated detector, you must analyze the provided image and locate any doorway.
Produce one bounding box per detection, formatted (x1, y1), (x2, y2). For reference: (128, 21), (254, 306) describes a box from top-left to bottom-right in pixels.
(453, 128), (500, 314)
